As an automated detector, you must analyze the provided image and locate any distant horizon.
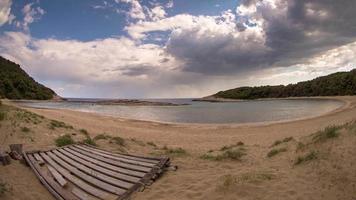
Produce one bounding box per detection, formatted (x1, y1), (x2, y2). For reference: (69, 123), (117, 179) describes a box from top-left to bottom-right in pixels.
(1, 0), (356, 98)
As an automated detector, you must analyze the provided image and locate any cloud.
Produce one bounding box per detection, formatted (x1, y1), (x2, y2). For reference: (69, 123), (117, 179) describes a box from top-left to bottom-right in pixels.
(0, 0), (14, 26)
(12, 2), (46, 31)
(166, 0), (173, 8)
(116, 0), (146, 20)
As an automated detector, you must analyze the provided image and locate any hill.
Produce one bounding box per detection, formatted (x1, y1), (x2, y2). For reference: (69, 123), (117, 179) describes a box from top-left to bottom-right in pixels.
(0, 56), (56, 100)
(210, 69), (356, 100)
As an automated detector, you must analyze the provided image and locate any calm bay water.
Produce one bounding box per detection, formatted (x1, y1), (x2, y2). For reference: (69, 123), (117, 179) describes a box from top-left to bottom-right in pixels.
(19, 98), (344, 124)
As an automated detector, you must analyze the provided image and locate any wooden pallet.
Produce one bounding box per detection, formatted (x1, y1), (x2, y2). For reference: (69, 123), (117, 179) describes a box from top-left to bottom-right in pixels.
(24, 144), (170, 200)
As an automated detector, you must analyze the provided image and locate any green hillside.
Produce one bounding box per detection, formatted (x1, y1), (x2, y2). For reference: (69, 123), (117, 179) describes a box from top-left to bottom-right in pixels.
(0, 56), (56, 100)
(213, 69), (356, 100)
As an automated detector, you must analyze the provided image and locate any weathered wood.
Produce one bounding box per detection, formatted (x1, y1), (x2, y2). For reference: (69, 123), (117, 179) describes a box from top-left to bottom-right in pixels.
(26, 154), (79, 200)
(64, 148), (145, 178)
(9, 144), (23, 154)
(34, 153), (45, 166)
(69, 147), (152, 173)
(9, 151), (22, 160)
(71, 187), (96, 200)
(47, 165), (68, 187)
(39, 152), (115, 200)
(52, 150), (134, 189)
(81, 144), (160, 164)
(45, 151), (127, 196)
(58, 148), (140, 183)
(25, 144), (171, 200)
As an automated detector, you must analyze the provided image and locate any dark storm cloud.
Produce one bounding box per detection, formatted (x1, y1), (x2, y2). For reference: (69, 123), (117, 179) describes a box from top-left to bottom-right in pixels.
(166, 0), (356, 75)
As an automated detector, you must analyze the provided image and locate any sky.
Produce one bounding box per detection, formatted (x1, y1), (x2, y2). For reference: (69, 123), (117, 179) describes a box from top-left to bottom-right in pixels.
(0, 0), (355, 98)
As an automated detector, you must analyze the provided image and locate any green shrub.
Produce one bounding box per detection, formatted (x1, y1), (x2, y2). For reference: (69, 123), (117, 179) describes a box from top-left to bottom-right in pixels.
(0, 181), (9, 197)
(165, 147), (187, 156)
(55, 134), (75, 147)
(294, 151), (318, 165)
(267, 148), (287, 158)
(110, 137), (125, 146)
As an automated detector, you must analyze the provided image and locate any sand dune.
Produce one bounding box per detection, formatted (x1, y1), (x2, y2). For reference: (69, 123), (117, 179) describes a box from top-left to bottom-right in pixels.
(0, 96), (356, 200)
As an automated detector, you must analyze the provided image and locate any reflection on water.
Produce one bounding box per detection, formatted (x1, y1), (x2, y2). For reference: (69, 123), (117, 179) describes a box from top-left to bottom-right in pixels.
(19, 98), (343, 124)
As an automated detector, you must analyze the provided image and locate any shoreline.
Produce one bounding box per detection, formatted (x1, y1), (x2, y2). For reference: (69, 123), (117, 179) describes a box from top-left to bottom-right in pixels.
(8, 96), (350, 128)
(1, 96), (356, 200)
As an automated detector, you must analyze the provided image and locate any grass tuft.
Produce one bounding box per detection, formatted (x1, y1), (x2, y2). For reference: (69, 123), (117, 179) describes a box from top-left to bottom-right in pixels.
(201, 148), (246, 161)
(110, 136), (125, 146)
(49, 120), (73, 130)
(267, 147), (287, 158)
(313, 126), (340, 142)
(79, 129), (88, 135)
(294, 151), (318, 165)
(147, 141), (157, 147)
(93, 133), (110, 140)
(0, 111), (6, 121)
(21, 127), (30, 133)
(271, 137), (294, 147)
(0, 181), (10, 197)
(55, 134), (75, 147)
(220, 141), (244, 151)
(82, 137), (96, 146)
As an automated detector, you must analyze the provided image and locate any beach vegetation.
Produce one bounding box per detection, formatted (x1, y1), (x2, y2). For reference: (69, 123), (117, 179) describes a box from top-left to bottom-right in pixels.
(79, 129), (88, 135)
(294, 151), (318, 165)
(110, 136), (125, 146)
(0, 180), (10, 197)
(147, 141), (157, 147)
(267, 147), (287, 158)
(220, 141), (244, 151)
(271, 137), (294, 147)
(82, 137), (96, 146)
(21, 126), (30, 133)
(49, 120), (73, 130)
(55, 134), (75, 147)
(201, 148), (246, 161)
(312, 125), (340, 142)
(93, 133), (110, 140)
(0, 111), (5, 121)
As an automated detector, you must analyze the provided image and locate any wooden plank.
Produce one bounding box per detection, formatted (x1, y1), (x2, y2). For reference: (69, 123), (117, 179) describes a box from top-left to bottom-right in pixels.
(72, 187), (97, 200)
(47, 165), (68, 187)
(68, 147), (151, 173)
(34, 153), (45, 166)
(81, 145), (160, 164)
(74, 145), (156, 167)
(26, 154), (79, 200)
(39, 152), (115, 200)
(58, 148), (140, 183)
(52, 150), (134, 189)
(9, 144), (23, 154)
(63, 148), (145, 178)
(45, 151), (127, 196)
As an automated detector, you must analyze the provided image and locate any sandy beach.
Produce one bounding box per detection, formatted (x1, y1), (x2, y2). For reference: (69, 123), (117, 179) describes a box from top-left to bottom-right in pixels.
(1, 96), (356, 200)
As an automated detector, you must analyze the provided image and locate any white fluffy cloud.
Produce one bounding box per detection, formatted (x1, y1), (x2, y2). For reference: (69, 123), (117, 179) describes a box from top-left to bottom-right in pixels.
(0, 0), (355, 98)
(0, 0), (14, 26)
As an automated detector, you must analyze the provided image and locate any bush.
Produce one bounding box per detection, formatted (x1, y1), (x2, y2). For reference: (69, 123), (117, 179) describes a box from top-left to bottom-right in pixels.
(55, 134), (75, 147)
(201, 148), (246, 161)
(294, 151), (318, 165)
(267, 148), (287, 158)
(271, 137), (294, 147)
(147, 141), (157, 147)
(0, 181), (9, 197)
(220, 141), (244, 151)
(165, 147), (187, 156)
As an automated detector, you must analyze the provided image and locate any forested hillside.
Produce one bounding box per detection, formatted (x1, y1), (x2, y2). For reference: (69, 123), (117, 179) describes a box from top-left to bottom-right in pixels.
(0, 56), (56, 100)
(213, 69), (356, 100)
